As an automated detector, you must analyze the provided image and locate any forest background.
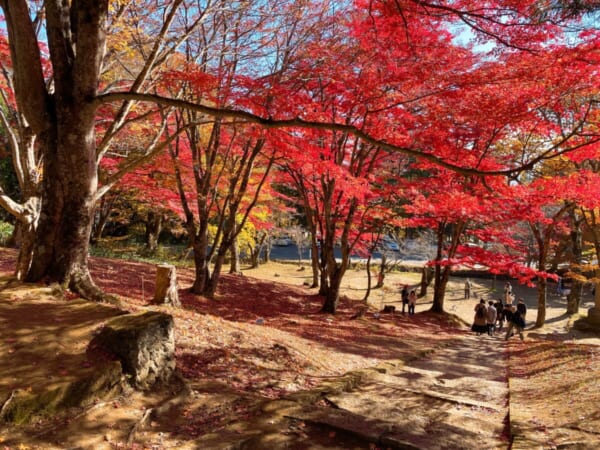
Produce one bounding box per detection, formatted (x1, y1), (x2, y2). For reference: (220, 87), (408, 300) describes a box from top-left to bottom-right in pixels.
(1, 0), (599, 326)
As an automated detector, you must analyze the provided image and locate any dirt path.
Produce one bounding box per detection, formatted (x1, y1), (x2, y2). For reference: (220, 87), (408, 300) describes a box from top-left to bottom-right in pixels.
(329, 334), (509, 449)
(191, 331), (511, 449)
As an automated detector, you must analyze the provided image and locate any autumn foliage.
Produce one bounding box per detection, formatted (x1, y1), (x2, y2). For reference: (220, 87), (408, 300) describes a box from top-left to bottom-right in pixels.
(0, 1), (599, 318)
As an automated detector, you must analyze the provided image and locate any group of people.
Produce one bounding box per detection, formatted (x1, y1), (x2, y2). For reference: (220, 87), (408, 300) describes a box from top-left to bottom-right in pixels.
(399, 279), (528, 340)
(471, 287), (527, 340)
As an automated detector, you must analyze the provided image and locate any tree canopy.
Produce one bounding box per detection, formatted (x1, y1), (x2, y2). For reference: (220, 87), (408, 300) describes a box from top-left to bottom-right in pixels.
(0, 0), (599, 317)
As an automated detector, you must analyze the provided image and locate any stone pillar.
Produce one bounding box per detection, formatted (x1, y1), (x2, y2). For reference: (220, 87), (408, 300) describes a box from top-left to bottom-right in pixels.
(153, 264), (180, 307)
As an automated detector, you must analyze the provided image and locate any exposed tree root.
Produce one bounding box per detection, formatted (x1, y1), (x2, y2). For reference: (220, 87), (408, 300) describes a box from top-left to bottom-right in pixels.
(126, 373), (192, 445)
(0, 390), (16, 420)
(320, 395), (341, 409)
(33, 401), (114, 438)
(564, 425), (600, 436)
(349, 306), (367, 320)
(127, 408), (153, 446)
(0, 277), (23, 292)
(70, 270), (123, 307)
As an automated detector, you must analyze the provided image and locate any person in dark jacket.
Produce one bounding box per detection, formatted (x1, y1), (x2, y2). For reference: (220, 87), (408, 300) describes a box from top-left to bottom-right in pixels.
(505, 305), (525, 341)
(401, 284), (409, 314)
(516, 298), (527, 321)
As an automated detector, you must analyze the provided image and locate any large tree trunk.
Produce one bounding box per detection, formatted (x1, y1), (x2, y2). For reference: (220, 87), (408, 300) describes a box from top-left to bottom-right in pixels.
(3, 1), (111, 302)
(144, 211), (163, 254)
(363, 255), (373, 302)
(190, 230), (211, 294)
(566, 213), (583, 314)
(430, 265), (450, 313)
(420, 266), (435, 298)
(535, 276), (547, 327)
(26, 123), (93, 283)
(27, 126), (115, 303)
(229, 236), (241, 274)
(321, 266), (343, 314)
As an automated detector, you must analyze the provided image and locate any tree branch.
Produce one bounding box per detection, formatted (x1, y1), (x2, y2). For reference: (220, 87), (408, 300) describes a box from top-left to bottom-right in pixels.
(0, 0), (50, 134)
(95, 117), (212, 201)
(95, 91), (595, 178)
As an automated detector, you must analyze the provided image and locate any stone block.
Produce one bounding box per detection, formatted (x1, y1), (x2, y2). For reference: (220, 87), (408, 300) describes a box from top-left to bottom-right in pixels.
(89, 311), (175, 390)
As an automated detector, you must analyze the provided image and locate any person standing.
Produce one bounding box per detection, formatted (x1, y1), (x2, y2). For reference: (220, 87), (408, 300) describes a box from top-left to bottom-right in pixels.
(401, 285), (409, 314)
(487, 301), (497, 336)
(505, 305), (525, 341)
(471, 299), (488, 335)
(504, 282), (513, 304)
(464, 278), (472, 299)
(516, 298), (527, 321)
(408, 289), (417, 315)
